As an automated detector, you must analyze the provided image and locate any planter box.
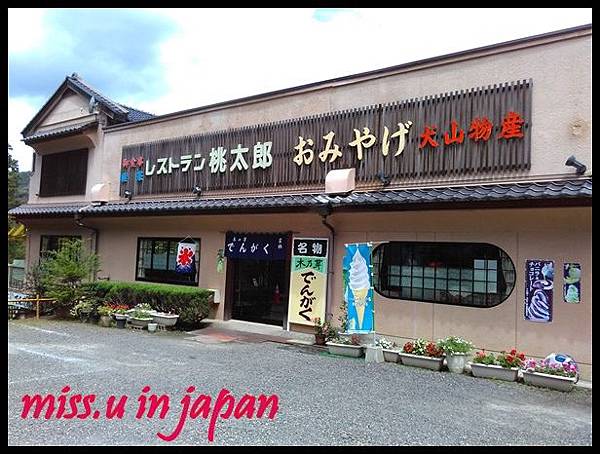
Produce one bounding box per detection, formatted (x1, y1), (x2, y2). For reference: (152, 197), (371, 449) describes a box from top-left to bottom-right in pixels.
(152, 313), (179, 327)
(130, 317), (152, 328)
(398, 353), (444, 371)
(326, 342), (364, 358)
(522, 371), (576, 392)
(382, 349), (400, 363)
(470, 363), (519, 382)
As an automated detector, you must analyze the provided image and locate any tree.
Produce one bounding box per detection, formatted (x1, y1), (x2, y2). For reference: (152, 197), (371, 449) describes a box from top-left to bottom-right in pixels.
(40, 238), (101, 312)
(8, 144), (25, 262)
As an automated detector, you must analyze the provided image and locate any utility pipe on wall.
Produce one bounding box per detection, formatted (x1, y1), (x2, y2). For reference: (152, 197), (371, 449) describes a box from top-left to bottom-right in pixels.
(319, 203), (335, 322)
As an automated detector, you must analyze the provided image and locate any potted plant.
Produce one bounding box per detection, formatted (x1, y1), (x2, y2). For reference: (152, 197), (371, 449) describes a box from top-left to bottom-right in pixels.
(70, 298), (94, 323)
(375, 337), (399, 363)
(129, 307), (154, 328)
(312, 317), (337, 346)
(97, 304), (114, 327)
(326, 334), (365, 358)
(152, 311), (179, 327)
(112, 305), (129, 329)
(470, 348), (525, 382)
(398, 338), (445, 371)
(522, 357), (578, 392)
(437, 336), (473, 373)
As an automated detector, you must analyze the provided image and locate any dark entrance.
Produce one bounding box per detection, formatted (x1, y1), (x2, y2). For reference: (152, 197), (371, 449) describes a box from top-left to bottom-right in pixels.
(230, 258), (288, 326)
(224, 231), (292, 328)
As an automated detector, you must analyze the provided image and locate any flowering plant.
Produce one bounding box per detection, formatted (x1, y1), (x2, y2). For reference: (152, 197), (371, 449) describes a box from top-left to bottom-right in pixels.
(110, 304), (129, 315)
(523, 358), (578, 378)
(313, 317), (337, 342)
(403, 338), (443, 358)
(375, 337), (396, 349)
(496, 349), (526, 369)
(97, 304), (115, 316)
(472, 350), (496, 366)
(437, 336), (473, 355)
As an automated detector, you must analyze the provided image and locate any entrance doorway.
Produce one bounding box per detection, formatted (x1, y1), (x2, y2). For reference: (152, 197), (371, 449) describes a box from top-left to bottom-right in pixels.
(230, 258), (288, 327)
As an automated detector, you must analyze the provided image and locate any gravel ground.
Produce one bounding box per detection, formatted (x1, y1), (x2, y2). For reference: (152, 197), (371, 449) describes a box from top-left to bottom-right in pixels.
(8, 319), (592, 446)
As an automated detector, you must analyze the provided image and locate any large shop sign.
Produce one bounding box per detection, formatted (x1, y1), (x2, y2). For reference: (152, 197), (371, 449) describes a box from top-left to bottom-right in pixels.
(224, 232), (287, 261)
(120, 80), (531, 196)
(287, 238), (329, 327)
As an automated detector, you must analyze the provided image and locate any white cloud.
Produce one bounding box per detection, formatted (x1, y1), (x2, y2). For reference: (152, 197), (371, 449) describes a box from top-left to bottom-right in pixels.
(8, 98), (39, 171)
(8, 8), (48, 54)
(8, 8), (592, 171)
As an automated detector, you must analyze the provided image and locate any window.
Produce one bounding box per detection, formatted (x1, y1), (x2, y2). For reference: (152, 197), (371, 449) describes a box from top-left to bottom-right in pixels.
(40, 235), (81, 258)
(136, 238), (200, 286)
(372, 242), (515, 307)
(39, 149), (88, 196)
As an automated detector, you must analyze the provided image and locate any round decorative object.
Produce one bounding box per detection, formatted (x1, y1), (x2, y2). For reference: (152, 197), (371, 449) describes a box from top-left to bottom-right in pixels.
(544, 353), (578, 372)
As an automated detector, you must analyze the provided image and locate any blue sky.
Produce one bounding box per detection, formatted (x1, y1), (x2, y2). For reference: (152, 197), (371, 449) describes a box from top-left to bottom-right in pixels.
(8, 8), (592, 170)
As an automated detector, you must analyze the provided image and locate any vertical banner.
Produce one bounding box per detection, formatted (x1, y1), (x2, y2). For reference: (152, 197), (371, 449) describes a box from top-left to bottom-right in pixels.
(287, 238), (329, 326)
(524, 260), (554, 322)
(343, 243), (374, 334)
(563, 263), (581, 303)
(176, 241), (197, 275)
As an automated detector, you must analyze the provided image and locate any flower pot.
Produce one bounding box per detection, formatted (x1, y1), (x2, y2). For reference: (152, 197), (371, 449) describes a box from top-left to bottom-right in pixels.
(522, 371), (576, 392)
(99, 315), (113, 327)
(446, 353), (468, 373)
(151, 313), (179, 327)
(326, 342), (364, 358)
(398, 353), (444, 371)
(130, 317), (152, 328)
(314, 334), (326, 345)
(470, 363), (519, 382)
(147, 323), (158, 333)
(115, 318), (127, 329)
(382, 349), (400, 363)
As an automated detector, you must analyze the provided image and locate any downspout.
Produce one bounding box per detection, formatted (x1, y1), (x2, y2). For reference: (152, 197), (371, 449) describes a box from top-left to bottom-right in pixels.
(319, 203), (335, 323)
(74, 207), (99, 280)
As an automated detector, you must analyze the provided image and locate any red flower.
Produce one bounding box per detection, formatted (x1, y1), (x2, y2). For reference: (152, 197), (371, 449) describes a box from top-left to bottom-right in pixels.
(510, 349), (517, 356)
(178, 247), (194, 267)
(507, 355), (515, 363)
(518, 353), (525, 360)
(403, 342), (414, 354)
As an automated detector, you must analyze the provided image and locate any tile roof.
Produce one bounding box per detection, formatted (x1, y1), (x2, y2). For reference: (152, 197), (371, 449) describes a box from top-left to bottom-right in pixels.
(22, 120), (98, 144)
(8, 179), (591, 218)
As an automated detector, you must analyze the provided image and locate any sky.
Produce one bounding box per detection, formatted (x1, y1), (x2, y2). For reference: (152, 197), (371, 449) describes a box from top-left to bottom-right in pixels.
(8, 8), (592, 171)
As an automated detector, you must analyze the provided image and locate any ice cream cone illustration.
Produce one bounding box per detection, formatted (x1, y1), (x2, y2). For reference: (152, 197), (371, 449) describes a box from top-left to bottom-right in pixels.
(349, 250), (370, 330)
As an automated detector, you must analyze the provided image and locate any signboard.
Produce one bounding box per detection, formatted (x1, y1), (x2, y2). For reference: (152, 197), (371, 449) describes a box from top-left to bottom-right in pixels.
(224, 232), (287, 261)
(524, 260), (554, 323)
(120, 80), (532, 196)
(287, 238), (329, 326)
(343, 243), (374, 334)
(563, 263), (581, 303)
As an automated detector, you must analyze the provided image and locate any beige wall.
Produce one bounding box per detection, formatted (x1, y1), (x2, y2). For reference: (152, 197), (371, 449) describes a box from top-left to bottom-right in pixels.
(22, 206), (592, 379)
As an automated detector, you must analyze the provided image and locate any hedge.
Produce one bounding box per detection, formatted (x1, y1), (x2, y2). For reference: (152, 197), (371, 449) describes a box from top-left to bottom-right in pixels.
(83, 281), (214, 329)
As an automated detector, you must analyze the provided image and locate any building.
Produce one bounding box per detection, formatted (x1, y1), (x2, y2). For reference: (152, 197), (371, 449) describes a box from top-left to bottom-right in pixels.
(9, 25), (592, 379)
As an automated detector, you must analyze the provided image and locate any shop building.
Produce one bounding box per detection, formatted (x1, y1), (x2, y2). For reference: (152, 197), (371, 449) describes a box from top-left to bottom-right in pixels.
(10, 25), (592, 378)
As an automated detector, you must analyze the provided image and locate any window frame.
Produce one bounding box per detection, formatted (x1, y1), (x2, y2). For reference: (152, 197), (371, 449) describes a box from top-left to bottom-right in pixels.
(39, 148), (89, 197)
(372, 241), (516, 308)
(39, 235), (82, 258)
(135, 237), (201, 286)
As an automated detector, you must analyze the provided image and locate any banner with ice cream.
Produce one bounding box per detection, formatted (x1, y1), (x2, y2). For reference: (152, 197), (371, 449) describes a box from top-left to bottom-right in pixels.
(343, 243), (374, 334)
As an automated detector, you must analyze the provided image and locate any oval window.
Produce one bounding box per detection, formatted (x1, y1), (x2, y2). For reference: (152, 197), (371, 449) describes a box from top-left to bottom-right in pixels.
(372, 242), (515, 307)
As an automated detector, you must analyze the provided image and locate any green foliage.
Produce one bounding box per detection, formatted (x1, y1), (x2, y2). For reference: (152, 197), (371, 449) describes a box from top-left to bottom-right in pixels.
(437, 336), (473, 355)
(8, 146), (26, 262)
(40, 239), (100, 309)
(83, 281), (213, 328)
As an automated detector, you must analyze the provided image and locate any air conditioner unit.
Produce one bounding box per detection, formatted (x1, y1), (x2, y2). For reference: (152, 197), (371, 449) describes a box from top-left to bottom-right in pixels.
(90, 183), (110, 205)
(325, 168), (356, 195)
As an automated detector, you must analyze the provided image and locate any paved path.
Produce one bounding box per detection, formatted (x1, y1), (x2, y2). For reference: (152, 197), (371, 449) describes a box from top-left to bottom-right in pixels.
(8, 319), (592, 446)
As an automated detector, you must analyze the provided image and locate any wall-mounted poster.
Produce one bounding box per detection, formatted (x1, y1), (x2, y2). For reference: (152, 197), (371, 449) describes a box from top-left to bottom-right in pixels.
(524, 260), (554, 322)
(563, 263), (581, 303)
(176, 241), (197, 275)
(287, 238), (328, 326)
(343, 243), (374, 334)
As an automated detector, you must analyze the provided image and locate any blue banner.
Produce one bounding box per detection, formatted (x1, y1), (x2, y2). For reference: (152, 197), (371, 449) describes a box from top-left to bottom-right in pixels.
(225, 232), (288, 261)
(343, 243), (374, 334)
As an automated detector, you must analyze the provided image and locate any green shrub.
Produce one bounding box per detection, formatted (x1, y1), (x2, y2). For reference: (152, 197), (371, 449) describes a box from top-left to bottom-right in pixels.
(82, 281), (213, 328)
